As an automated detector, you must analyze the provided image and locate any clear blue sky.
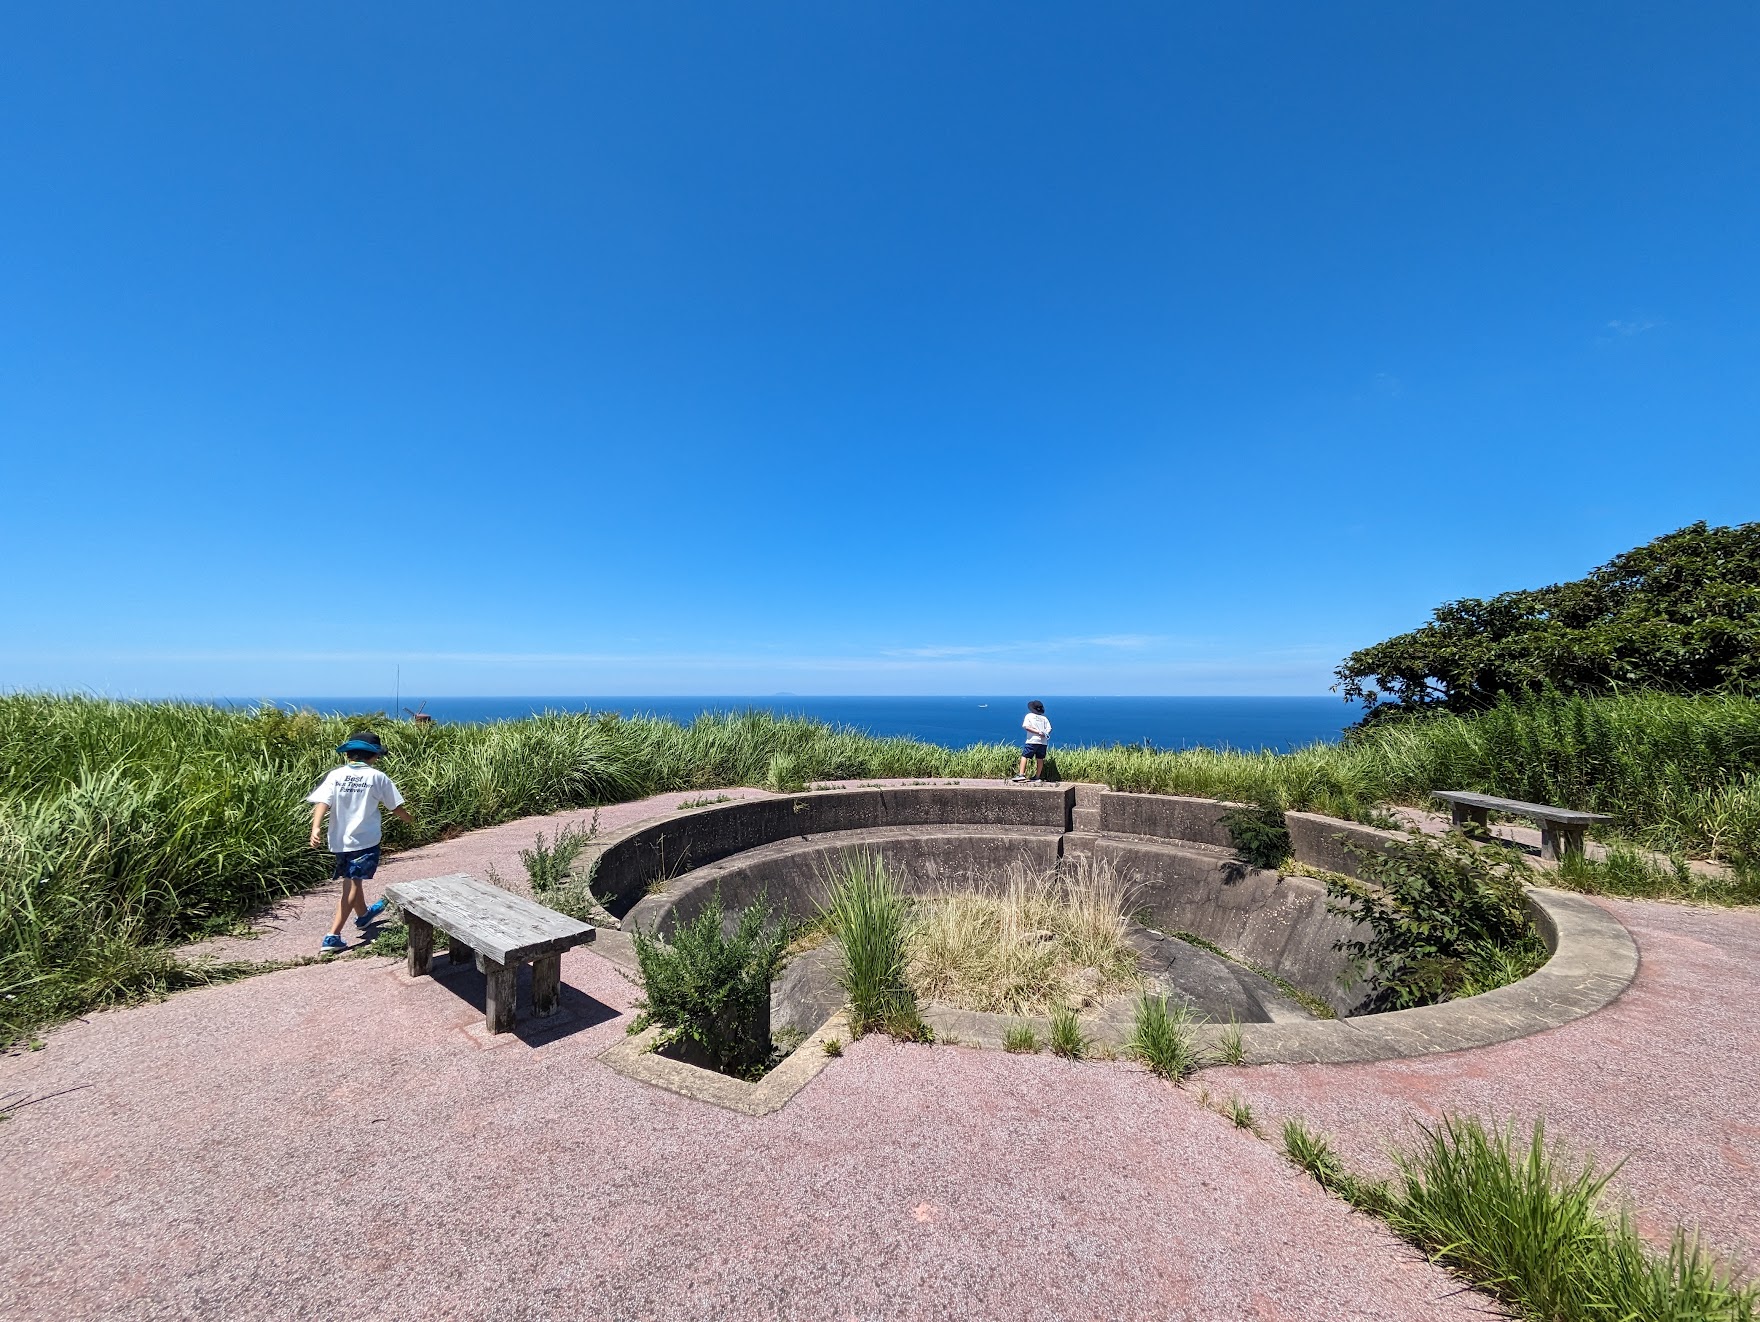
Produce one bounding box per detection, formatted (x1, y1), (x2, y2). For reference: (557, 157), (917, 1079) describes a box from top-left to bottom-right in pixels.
(3, 3), (1755, 698)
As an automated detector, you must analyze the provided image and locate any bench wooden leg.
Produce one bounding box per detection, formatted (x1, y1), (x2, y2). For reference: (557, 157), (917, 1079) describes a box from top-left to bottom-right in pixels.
(482, 957), (517, 1034)
(1450, 804), (1492, 834)
(448, 933), (473, 965)
(1542, 824), (1586, 862)
(532, 953), (562, 1017)
(407, 915), (434, 977)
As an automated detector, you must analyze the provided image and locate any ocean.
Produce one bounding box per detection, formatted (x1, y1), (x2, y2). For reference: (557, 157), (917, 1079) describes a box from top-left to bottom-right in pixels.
(250, 696), (1356, 753)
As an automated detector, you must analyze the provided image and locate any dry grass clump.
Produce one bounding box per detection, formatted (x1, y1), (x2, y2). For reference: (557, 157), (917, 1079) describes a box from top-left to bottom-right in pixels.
(906, 857), (1142, 1017)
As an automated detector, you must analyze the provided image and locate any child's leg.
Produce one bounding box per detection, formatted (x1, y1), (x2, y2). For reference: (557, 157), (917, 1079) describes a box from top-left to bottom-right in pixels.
(330, 879), (364, 937)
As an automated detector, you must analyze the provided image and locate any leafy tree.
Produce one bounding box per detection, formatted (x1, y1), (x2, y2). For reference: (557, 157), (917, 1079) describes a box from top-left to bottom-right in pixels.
(1335, 521), (1760, 719)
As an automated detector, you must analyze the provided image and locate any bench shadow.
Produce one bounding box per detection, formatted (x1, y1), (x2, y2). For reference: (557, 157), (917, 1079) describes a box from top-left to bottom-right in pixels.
(426, 957), (620, 1046)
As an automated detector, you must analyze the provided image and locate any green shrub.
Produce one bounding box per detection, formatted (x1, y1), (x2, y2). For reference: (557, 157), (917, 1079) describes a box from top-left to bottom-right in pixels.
(630, 890), (785, 1077)
(1128, 993), (1198, 1081)
(1220, 805), (1291, 869)
(819, 853), (922, 1038)
(1328, 833), (1538, 1010)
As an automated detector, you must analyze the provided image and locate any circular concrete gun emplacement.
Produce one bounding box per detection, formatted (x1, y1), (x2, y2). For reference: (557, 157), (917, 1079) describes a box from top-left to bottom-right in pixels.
(581, 782), (1638, 1104)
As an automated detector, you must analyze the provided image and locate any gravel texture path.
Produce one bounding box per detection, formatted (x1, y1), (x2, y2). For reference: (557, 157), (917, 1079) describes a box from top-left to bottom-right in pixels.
(1198, 897), (1760, 1261)
(6, 786), (1755, 1319)
(1, 936), (1478, 1320)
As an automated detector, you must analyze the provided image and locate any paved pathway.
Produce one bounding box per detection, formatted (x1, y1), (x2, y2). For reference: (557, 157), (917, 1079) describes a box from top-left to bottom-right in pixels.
(4, 787), (1757, 1318)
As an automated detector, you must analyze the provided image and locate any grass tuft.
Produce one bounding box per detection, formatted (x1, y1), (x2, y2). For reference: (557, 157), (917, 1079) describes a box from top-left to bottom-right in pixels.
(1128, 993), (1200, 1081)
(1003, 1024), (1040, 1054)
(820, 853), (923, 1040)
(1048, 1004), (1087, 1059)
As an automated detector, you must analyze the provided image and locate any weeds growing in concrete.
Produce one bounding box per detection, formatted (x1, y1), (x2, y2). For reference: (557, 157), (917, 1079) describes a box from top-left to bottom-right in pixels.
(821, 853), (923, 1040)
(1217, 1018), (1246, 1066)
(1049, 1005), (1087, 1059)
(1222, 1095), (1258, 1133)
(1003, 1024), (1040, 1053)
(1282, 1115), (1759, 1321)
(1128, 993), (1199, 1081)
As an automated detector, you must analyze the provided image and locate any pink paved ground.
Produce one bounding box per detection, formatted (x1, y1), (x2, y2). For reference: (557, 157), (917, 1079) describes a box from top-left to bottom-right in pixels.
(1199, 897), (1760, 1260)
(5, 788), (1756, 1319)
(2, 943), (1477, 1320)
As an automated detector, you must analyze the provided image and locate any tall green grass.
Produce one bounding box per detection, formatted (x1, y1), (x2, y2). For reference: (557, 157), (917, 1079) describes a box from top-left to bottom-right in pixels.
(1283, 1116), (1758, 1321)
(4, 689), (1758, 1041)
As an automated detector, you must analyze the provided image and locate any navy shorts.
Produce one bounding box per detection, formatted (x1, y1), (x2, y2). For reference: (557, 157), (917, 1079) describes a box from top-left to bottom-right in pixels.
(1022, 742), (1048, 759)
(331, 846), (382, 881)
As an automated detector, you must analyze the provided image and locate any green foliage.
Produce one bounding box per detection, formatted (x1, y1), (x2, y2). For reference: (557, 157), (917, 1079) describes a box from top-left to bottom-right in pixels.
(1003, 1024), (1040, 1053)
(1048, 1004), (1087, 1060)
(1217, 1018), (1246, 1066)
(1557, 843), (1760, 906)
(1220, 805), (1291, 869)
(1128, 993), (1199, 1081)
(519, 818), (600, 919)
(820, 1036), (843, 1058)
(1387, 1116), (1758, 1322)
(819, 853), (922, 1039)
(7, 689), (1759, 1041)
(630, 890), (786, 1078)
(1222, 1095), (1258, 1133)
(1327, 833), (1540, 1010)
(1336, 521), (1760, 718)
(367, 923), (410, 957)
(1281, 1120), (1396, 1217)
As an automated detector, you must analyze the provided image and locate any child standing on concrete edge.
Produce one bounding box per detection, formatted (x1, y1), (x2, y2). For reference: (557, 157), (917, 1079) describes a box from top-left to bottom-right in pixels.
(307, 730), (413, 954)
(1013, 701), (1052, 782)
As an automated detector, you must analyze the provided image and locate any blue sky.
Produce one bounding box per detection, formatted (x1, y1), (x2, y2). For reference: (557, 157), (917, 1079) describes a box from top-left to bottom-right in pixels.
(3, 3), (1755, 698)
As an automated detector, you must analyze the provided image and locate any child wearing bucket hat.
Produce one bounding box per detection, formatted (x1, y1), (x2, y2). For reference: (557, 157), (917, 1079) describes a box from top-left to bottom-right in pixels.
(306, 730), (413, 954)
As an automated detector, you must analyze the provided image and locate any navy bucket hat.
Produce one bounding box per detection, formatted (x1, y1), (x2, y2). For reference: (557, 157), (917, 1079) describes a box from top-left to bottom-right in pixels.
(337, 730), (386, 757)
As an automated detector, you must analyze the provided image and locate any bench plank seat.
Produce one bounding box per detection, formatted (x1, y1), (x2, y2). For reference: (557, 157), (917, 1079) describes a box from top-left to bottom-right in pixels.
(384, 874), (595, 1033)
(1431, 790), (1613, 861)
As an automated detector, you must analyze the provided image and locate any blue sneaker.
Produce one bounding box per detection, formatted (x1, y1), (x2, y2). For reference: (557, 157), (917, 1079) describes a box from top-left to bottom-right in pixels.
(354, 899), (387, 930)
(320, 934), (348, 955)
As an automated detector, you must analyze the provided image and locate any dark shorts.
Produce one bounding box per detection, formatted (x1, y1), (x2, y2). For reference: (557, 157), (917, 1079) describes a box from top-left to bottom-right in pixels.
(331, 846), (382, 881)
(1023, 742), (1048, 759)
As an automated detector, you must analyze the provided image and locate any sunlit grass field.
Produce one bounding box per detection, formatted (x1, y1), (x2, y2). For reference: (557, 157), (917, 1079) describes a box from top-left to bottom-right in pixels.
(3, 689), (1758, 1040)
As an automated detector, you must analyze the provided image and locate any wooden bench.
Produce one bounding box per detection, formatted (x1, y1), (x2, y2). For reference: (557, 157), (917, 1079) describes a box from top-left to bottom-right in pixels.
(383, 874), (596, 1033)
(1431, 790), (1613, 862)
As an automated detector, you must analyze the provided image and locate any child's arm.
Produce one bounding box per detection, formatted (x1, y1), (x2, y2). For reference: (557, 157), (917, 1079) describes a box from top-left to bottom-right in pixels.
(308, 803), (328, 848)
(390, 805), (413, 824)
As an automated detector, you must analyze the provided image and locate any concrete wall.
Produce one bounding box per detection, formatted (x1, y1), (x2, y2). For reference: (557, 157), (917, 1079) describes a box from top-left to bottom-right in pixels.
(1097, 792), (1244, 850)
(1285, 812), (1408, 879)
(1063, 833), (1369, 1015)
(584, 786), (1073, 917)
(625, 826), (1065, 936)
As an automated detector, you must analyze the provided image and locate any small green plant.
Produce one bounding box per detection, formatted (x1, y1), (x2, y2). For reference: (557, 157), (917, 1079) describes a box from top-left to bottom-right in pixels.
(1329, 832), (1539, 1010)
(630, 889), (786, 1078)
(677, 794), (734, 810)
(367, 922), (410, 957)
(1220, 804), (1291, 869)
(1048, 1004), (1087, 1059)
(1282, 1119), (1395, 1216)
(1217, 1018), (1246, 1066)
(1003, 1024), (1041, 1053)
(819, 853), (921, 1039)
(1222, 1094), (1258, 1133)
(1128, 993), (1199, 1081)
(821, 1036), (843, 1057)
(519, 822), (594, 893)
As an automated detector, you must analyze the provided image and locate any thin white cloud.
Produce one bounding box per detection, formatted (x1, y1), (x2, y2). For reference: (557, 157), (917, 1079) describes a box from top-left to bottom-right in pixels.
(1605, 318), (1660, 337)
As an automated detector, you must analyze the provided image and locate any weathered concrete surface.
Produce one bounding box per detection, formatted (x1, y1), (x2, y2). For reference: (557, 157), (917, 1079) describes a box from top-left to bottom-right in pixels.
(1065, 832), (1367, 1014)
(1199, 897), (1760, 1263)
(0, 946), (1486, 1322)
(585, 785), (1076, 916)
(1099, 791), (1244, 850)
(770, 942), (846, 1038)
(1284, 812), (1409, 880)
(625, 825), (1065, 935)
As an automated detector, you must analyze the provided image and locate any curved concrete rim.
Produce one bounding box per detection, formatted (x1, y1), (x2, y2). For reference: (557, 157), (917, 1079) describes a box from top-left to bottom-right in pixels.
(919, 885), (1640, 1066)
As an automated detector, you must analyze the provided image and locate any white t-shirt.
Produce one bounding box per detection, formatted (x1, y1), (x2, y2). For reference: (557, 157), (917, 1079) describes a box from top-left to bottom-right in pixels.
(307, 763), (405, 852)
(1023, 712), (1052, 745)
